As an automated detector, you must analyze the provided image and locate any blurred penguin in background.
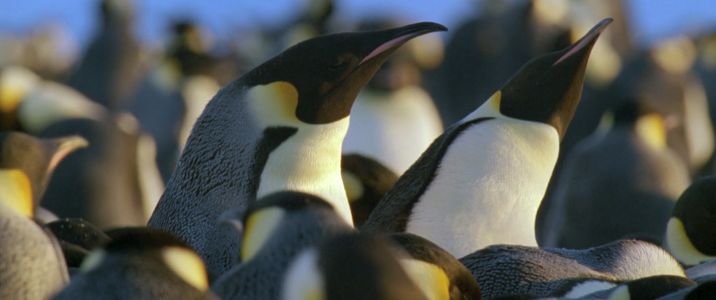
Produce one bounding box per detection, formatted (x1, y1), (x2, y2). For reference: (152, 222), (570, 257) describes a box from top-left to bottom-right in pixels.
(126, 20), (220, 183)
(40, 113), (164, 229)
(67, 0), (143, 111)
(342, 19), (444, 175)
(541, 101), (691, 249)
(538, 31), (715, 243)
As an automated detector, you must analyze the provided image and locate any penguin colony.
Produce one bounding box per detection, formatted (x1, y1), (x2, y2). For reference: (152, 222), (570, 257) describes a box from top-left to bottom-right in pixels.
(2, 1), (716, 300)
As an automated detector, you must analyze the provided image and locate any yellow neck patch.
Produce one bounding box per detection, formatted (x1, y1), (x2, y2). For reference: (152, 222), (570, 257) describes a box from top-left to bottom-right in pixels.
(162, 246), (209, 291)
(398, 259), (450, 300)
(488, 91), (502, 112)
(0, 169), (34, 218)
(341, 170), (364, 202)
(241, 207), (286, 261)
(246, 82), (300, 127)
(665, 218), (716, 265)
(635, 113), (667, 150)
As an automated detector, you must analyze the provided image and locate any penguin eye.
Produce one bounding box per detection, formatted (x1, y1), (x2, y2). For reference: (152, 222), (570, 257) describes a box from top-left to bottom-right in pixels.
(328, 59), (348, 71)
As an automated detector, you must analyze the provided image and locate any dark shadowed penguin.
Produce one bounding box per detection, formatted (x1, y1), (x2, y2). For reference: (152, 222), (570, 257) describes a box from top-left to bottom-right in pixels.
(67, 0), (142, 110)
(40, 114), (164, 229)
(388, 233), (482, 300)
(0, 131), (88, 214)
(663, 175), (716, 266)
(541, 102), (691, 249)
(51, 228), (218, 300)
(148, 22), (447, 276)
(458, 239), (686, 299)
(281, 233), (429, 300)
(211, 191), (354, 299)
(341, 153), (398, 227)
(362, 19), (611, 258)
(45, 218), (112, 269)
(0, 169), (69, 300)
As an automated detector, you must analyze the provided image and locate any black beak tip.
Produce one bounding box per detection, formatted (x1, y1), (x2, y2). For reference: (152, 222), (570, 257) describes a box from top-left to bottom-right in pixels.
(411, 22), (448, 34)
(588, 18), (613, 38)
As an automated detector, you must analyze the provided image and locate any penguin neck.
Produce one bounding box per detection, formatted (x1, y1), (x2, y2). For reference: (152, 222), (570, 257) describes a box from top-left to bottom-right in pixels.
(256, 117), (354, 227)
(407, 96), (560, 257)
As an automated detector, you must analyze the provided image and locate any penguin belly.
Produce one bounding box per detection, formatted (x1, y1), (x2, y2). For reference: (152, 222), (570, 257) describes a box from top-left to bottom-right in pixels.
(406, 118), (559, 257)
(343, 87), (443, 174)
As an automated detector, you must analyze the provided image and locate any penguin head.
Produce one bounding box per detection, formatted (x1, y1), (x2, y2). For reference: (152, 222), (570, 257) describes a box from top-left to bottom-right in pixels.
(239, 191), (350, 262)
(0, 132), (88, 208)
(80, 228), (210, 292)
(389, 233), (482, 300)
(243, 22), (446, 124)
(282, 233), (428, 300)
(488, 18), (611, 140)
(665, 175), (716, 265)
(606, 275), (695, 300)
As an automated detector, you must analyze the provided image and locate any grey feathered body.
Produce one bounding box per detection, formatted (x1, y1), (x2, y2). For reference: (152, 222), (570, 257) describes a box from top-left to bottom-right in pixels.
(459, 240), (685, 299)
(541, 127), (690, 249)
(211, 207), (353, 300)
(0, 202), (68, 300)
(51, 254), (218, 300)
(148, 78), (273, 276)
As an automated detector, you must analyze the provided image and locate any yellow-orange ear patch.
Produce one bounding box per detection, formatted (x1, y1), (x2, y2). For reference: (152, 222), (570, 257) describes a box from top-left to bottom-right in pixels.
(635, 113), (667, 150)
(342, 170), (364, 202)
(488, 91), (502, 112)
(241, 207), (285, 261)
(247, 82), (300, 127)
(161, 246), (210, 291)
(0, 169), (34, 218)
(665, 218), (716, 265)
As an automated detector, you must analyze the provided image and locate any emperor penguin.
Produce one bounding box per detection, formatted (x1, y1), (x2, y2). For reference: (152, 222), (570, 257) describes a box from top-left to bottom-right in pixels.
(148, 22), (448, 276)
(458, 239), (686, 299)
(67, 0), (142, 110)
(51, 228), (219, 300)
(0, 169), (69, 300)
(362, 19), (612, 258)
(663, 175), (716, 266)
(281, 233), (429, 300)
(541, 102), (691, 249)
(0, 131), (88, 212)
(211, 191), (353, 300)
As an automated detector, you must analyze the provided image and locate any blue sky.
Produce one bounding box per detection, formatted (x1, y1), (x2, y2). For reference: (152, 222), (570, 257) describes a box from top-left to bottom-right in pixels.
(0, 0), (714, 49)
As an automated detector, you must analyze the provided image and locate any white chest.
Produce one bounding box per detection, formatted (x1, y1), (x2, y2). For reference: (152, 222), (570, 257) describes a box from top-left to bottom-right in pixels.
(406, 118), (559, 257)
(254, 119), (354, 226)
